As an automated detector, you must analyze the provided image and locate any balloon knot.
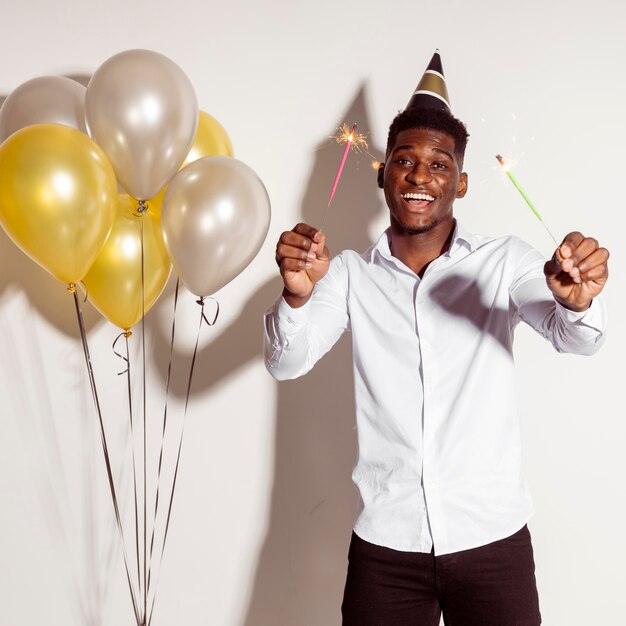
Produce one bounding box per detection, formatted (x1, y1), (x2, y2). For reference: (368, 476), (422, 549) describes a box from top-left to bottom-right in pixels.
(67, 283), (77, 293)
(123, 330), (133, 338)
(136, 200), (149, 214)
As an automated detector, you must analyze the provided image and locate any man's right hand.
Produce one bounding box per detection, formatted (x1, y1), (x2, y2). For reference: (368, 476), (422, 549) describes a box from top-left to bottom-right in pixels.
(275, 223), (330, 307)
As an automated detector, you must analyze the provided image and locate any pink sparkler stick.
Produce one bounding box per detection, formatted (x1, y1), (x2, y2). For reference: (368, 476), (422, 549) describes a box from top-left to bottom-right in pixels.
(327, 123), (356, 207)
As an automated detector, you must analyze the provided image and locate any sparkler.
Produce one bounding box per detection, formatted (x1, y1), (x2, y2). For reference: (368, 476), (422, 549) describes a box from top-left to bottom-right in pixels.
(328, 123), (358, 207)
(496, 154), (558, 245)
(319, 123), (380, 230)
(319, 123), (357, 231)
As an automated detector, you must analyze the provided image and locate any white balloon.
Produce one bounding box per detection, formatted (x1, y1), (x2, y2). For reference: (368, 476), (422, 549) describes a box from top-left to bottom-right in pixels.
(162, 157), (271, 296)
(85, 49), (198, 201)
(0, 76), (86, 143)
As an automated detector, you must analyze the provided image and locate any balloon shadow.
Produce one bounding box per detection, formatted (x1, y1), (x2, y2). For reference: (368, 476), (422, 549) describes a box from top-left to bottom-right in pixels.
(148, 83), (386, 625)
(0, 226), (101, 335)
(64, 74), (92, 88)
(0, 74), (111, 626)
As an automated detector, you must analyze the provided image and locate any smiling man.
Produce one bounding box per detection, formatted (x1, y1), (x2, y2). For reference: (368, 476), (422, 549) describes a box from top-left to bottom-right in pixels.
(264, 51), (609, 625)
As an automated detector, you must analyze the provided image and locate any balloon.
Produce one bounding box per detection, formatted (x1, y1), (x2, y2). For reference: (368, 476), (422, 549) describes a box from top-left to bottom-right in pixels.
(85, 49), (198, 201)
(0, 76), (87, 143)
(0, 123), (117, 284)
(142, 110), (235, 214)
(186, 110), (233, 164)
(83, 195), (171, 330)
(161, 157), (271, 297)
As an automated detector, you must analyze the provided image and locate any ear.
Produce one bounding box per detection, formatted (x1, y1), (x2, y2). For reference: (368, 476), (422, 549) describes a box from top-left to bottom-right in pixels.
(456, 172), (468, 198)
(377, 162), (385, 189)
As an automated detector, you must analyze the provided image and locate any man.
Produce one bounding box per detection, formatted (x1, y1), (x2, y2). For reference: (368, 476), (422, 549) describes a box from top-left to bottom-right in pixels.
(264, 51), (609, 625)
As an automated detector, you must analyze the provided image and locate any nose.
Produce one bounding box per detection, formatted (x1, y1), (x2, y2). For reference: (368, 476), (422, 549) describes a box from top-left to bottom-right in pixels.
(406, 162), (431, 185)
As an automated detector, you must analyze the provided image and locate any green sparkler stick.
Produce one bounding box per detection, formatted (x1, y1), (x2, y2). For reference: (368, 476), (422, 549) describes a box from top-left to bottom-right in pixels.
(496, 154), (558, 245)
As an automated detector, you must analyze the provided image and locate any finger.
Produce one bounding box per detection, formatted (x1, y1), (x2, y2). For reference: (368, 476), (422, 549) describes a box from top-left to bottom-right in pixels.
(317, 244), (330, 261)
(558, 231), (585, 262)
(293, 222), (324, 243)
(578, 263), (609, 285)
(576, 247), (610, 275)
(280, 257), (312, 274)
(312, 230), (326, 250)
(276, 243), (317, 264)
(562, 237), (601, 273)
(279, 231), (317, 254)
(546, 234), (580, 278)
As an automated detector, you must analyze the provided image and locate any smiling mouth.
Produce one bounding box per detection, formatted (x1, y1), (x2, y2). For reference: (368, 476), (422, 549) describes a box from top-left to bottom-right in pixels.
(401, 192), (435, 206)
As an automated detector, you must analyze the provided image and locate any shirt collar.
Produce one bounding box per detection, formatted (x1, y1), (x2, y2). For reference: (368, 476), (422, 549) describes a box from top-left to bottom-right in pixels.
(370, 219), (480, 264)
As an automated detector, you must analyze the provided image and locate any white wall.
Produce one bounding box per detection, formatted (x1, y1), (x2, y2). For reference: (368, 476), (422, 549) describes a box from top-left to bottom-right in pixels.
(1, 1), (624, 624)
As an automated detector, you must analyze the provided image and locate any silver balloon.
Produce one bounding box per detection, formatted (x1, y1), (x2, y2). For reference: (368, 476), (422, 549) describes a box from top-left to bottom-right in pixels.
(162, 156), (271, 297)
(0, 76), (86, 142)
(85, 49), (198, 201)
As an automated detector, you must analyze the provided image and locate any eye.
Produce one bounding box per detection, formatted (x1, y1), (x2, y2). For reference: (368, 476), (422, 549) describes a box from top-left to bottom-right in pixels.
(396, 157), (412, 166)
(432, 162), (447, 170)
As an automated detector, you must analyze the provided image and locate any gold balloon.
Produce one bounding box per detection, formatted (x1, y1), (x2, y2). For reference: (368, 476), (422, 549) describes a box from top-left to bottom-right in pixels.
(83, 194), (172, 330)
(185, 110), (234, 164)
(141, 110), (234, 214)
(0, 123), (117, 284)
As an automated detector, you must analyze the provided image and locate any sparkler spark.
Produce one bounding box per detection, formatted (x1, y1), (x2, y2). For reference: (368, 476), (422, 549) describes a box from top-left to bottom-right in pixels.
(333, 123), (369, 152)
(332, 123), (381, 170)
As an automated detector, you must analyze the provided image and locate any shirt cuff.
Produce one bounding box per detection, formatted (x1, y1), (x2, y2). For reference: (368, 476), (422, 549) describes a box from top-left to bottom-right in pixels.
(554, 296), (606, 331)
(275, 295), (312, 333)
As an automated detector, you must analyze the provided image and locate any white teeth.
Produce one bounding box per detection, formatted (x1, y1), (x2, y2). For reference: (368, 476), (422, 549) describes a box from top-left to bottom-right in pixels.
(402, 192), (434, 201)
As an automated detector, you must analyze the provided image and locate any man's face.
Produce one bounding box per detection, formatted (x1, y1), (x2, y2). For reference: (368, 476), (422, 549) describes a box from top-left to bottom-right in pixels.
(378, 127), (468, 236)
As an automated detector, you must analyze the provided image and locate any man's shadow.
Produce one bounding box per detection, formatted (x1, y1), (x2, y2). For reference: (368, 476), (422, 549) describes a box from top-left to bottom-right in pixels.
(149, 84), (385, 625)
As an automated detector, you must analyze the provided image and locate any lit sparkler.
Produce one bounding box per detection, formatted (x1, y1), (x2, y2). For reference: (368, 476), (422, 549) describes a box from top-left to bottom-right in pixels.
(327, 123), (358, 207)
(496, 154), (558, 245)
(332, 123), (379, 168)
(320, 123), (380, 230)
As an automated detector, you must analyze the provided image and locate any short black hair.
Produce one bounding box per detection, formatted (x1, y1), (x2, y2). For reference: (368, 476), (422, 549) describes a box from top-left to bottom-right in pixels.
(386, 107), (469, 162)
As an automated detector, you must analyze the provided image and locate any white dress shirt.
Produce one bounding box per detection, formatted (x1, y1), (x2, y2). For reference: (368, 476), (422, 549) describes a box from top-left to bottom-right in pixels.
(264, 221), (606, 556)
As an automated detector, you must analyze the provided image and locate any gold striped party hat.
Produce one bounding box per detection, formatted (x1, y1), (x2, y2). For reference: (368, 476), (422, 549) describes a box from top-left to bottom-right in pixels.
(406, 49), (451, 112)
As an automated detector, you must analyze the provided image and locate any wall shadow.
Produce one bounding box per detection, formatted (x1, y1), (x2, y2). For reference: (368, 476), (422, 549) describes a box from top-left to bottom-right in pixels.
(428, 274), (512, 352)
(0, 227), (101, 334)
(147, 83), (386, 625)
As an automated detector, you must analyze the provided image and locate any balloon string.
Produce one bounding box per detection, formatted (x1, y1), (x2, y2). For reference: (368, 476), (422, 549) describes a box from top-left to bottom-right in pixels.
(146, 278), (180, 603)
(113, 330), (143, 613)
(147, 296), (219, 626)
(79, 280), (89, 303)
(140, 215), (148, 625)
(70, 286), (141, 626)
(112, 330), (132, 376)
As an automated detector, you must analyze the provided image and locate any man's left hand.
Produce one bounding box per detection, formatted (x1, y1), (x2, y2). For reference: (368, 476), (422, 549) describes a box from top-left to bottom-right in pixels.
(544, 231), (609, 312)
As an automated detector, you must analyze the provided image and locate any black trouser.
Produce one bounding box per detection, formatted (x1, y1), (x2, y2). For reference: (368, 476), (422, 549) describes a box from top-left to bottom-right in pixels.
(341, 526), (541, 625)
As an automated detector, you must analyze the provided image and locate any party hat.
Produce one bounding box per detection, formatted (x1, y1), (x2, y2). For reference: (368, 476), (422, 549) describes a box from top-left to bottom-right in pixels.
(406, 49), (451, 112)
